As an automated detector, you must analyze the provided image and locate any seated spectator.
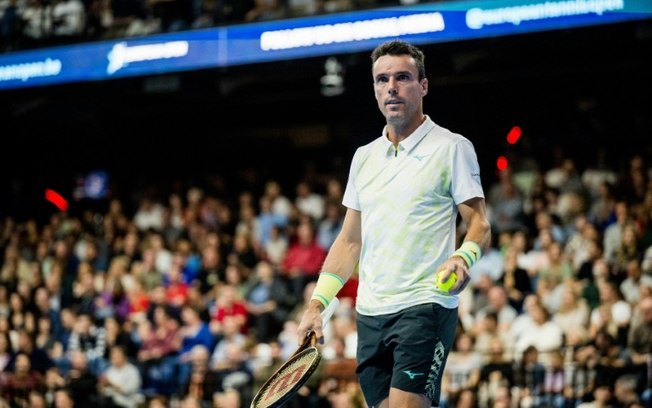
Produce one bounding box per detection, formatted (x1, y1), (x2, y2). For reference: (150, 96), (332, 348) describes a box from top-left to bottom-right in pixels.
(126, 279), (151, 322)
(136, 305), (181, 395)
(51, 307), (76, 371)
(228, 232), (259, 271)
(488, 167), (527, 235)
(245, 260), (294, 343)
(222, 262), (252, 300)
(67, 312), (107, 376)
(209, 283), (248, 337)
(137, 304), (181, 364)
(13, 328), (54, 376)
(553, 284), (590, 347)
(183, 345), (221, 404)
(473, 285), (518, 337)
(263, 180), (293, 220)
(196, 243), (225, 295)
(513, 345), (546, 407)
(135, 247), (165, 293)
(210, 315), (247, 371)
(176, 304), (214, 393)
(254, 194), (288, 251)
(513, 300), (564, 365)
(591, 329), (629, 389)
(620, 257), (652, 305)
(212, 342), (253, 404)
(71, 262), (98, 316)
(34, 315), (58, 358)
(541, 350), (566, 408)
(613, 373), (641, 407)
(496, 245), (532, 312)
(478, 338), (515, 406)
(316, 200), (344, 251)
(165, 261), (190, 308)
(588, 280), (632, 346)
(473, 311), (515, 362)
(44, 350), (99, 406)
(279, 218), (326, 295)
(441, 331), (482, 405)
(95, 278), (131, 324)
(103, 316), (138, 361)
(0, 352), (46, 407)
(294, 180), (325, 221)
(262, 224), (288, 269)
(99, 345), (144, 408)
(536, 241), (574, 312)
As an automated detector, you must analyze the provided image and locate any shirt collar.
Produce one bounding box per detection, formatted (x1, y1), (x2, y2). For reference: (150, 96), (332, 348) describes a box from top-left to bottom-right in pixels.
(381, 115), (435, 157)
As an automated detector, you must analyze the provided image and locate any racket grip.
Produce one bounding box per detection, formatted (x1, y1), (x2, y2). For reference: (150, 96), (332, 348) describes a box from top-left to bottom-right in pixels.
(320, 297), (339, 328)
(299, 297), (340, 351)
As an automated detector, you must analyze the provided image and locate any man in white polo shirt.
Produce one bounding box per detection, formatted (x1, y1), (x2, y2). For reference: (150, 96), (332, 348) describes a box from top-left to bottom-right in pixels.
(298, 39), (491, 408)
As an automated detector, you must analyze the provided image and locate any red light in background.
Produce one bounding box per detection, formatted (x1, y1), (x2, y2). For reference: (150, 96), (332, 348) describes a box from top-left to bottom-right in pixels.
(45, 189), (69, 212)
(496, 156), (509, 171)
(506, 126), (522, 144)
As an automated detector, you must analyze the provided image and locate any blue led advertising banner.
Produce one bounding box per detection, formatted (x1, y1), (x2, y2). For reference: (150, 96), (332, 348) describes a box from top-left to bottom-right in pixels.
(0, 0), (650, 90)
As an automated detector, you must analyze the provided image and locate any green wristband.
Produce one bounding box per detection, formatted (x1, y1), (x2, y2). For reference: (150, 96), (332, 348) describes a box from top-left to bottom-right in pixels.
(310, 272), (345, 308)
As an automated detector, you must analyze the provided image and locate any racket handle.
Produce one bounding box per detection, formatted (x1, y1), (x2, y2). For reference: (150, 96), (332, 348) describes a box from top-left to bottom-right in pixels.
(298, 297), (341, 352)
(320, 297), (340, 328)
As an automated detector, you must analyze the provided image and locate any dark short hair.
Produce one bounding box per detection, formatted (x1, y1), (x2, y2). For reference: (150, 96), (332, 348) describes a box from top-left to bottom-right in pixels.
(371, 39), (426, 80)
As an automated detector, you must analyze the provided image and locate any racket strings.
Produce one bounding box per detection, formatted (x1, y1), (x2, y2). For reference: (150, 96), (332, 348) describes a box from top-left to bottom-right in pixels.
(253, 348), (320, 408)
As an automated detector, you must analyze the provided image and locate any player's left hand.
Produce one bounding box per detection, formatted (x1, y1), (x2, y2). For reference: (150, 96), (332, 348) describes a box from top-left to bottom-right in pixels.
(436, 257), (471, 295)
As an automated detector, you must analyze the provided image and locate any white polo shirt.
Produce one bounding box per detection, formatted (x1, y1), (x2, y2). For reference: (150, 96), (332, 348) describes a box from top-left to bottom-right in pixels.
(343, 116), (484, 316)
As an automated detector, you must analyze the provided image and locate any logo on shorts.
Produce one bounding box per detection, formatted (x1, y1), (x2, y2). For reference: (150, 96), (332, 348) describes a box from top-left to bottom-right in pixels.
(402, 370), (424, 380)
(425, 341), (446, 401)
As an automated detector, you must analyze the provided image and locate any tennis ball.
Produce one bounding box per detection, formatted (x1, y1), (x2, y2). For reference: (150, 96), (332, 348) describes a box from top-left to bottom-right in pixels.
(436, 271), (457, 293)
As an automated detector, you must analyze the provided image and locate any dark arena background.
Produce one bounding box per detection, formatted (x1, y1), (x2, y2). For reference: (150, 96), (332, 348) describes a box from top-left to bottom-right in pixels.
(1, 0), (652, 407)
(1, 10), (651, 220)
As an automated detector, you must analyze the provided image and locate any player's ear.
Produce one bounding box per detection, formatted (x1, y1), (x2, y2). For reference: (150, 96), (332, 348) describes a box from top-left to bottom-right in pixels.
(421, 78), (428, 96)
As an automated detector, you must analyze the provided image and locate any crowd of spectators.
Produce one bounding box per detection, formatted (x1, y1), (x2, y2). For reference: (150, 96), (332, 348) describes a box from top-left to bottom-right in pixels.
(0, 145), (652, 408)
(0, 0), (434, 52)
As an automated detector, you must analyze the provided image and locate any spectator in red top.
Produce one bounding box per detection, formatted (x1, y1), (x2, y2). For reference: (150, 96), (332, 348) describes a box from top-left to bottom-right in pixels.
(165, 262), (189, 308)
(126, 280), (150, 322)
(280, 218), (327, 295)
(209, 284), (248, 337)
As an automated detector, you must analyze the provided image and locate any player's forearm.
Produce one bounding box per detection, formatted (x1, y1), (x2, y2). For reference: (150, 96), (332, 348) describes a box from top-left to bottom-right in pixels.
(321, 233), (361, 282)
(463, 212), (492, 254)
(309, 233), (360, 308)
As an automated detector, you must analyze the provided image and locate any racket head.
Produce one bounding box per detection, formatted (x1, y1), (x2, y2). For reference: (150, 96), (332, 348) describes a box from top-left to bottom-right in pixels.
(250, 344), (321, 408)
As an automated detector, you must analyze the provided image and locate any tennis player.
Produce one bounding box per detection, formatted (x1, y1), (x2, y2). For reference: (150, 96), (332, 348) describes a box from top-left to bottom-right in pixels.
(297, 39), (492, 408)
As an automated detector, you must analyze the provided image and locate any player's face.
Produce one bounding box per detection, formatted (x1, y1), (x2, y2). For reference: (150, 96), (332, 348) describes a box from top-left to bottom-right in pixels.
(372, 54), (427, 127)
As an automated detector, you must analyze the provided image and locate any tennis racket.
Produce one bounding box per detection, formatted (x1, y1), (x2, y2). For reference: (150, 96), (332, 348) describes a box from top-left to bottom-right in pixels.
(250, 297), (340, 408)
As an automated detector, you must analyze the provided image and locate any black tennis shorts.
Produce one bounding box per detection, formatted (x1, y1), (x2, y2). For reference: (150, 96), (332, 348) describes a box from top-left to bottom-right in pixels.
(356, 303), (458, 407)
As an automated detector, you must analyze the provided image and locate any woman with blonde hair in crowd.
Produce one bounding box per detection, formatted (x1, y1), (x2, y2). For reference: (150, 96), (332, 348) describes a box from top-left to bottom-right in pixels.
(553, 283), (590, 347)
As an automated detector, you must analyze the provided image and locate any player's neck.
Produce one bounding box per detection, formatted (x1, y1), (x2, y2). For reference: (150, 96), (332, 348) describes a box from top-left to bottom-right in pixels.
(386, 114), (426, 144)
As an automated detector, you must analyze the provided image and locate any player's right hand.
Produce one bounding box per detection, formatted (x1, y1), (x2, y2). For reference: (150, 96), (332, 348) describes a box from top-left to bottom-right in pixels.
(297, 299), (325, 345)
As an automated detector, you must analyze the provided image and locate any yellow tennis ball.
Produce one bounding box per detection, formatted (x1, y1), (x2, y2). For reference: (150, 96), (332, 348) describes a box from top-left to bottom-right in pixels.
(437, 271), (457, 293)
